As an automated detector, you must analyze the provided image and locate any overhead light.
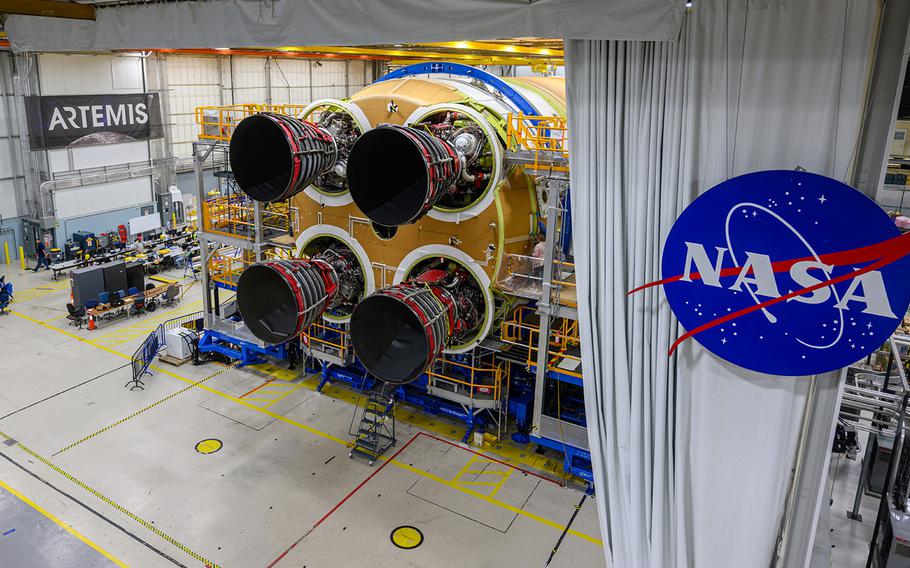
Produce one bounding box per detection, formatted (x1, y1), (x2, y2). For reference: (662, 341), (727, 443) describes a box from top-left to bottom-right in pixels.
(504, 45), (516, 52)
(215, 47), (230, 51)
(394, 44), (404, 47)
(455, 42), (470, 49)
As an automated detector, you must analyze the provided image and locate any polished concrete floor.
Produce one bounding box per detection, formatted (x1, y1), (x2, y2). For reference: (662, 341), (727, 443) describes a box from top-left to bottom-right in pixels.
(817, 432), (881, 568)
(0, 263), (605, 567)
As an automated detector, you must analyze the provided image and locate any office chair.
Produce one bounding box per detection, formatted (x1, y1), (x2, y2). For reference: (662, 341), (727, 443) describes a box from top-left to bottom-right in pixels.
(65, 303), (85, 328)
(130, 296), (145, 317)
(162, 284), (180, 307)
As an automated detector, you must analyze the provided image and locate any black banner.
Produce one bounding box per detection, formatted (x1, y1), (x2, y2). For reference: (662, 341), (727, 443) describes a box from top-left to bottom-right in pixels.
(25, 93), (164, 150)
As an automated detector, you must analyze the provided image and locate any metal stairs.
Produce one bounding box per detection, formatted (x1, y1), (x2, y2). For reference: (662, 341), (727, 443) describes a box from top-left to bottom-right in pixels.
(349, 387), (396, 466)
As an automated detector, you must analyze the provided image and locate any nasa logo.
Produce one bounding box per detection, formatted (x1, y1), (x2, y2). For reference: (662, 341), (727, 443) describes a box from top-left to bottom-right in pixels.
(638, 170), (910, 376)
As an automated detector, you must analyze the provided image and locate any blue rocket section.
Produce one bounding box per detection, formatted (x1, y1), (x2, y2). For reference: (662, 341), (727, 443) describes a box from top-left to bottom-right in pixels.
(377, 62), (541, 123)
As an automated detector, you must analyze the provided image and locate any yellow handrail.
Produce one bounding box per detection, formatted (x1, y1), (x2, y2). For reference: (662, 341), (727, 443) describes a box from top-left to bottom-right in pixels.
(427, 354), (504, 401)
(500, 307), (583, 379)
(304, 322), (350, 358)
(196, 103), (311, 142)
(506, 113), (569, 173)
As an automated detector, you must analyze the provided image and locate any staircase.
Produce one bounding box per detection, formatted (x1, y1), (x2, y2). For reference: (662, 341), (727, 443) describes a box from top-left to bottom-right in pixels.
(349, 387), (396, 466)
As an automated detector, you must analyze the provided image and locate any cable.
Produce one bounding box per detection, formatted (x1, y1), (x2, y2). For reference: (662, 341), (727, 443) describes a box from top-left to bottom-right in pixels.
(544, 493), (588, 567)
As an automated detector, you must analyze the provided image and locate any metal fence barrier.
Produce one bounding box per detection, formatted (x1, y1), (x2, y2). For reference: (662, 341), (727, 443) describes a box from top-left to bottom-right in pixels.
(127, 301), (233, 389)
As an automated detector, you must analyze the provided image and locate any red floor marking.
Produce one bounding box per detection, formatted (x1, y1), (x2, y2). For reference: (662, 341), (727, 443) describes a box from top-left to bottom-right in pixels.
(238, 378), (275, 399)
(265, 430), (567, 567)
(264, 432), (421, 568)
(416, 432), (564, 487)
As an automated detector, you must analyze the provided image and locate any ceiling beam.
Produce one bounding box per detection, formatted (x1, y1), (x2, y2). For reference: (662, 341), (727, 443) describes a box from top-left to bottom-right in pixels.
(0, 0), (96, 20)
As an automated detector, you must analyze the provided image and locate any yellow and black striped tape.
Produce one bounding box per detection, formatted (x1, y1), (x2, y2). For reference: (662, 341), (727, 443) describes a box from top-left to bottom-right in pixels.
(57, 363), (238, 455)
(0, 429), (219, 567)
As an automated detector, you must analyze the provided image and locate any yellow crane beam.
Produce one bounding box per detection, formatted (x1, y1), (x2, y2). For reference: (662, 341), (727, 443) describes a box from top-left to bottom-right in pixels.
(0, 0), (96, 20)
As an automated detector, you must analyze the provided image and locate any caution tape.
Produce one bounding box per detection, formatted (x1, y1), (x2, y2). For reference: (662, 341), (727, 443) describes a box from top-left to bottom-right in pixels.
(0, 430), (219, 567)
(56, 363), (239, 455)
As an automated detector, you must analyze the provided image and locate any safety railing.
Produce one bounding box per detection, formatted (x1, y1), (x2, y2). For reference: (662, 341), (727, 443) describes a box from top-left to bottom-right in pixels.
(127, 301), (233, 389)
(304, 320), (352, 362)
(202, 194), (297, 239)
(195, 103), (310, 142)
(500, 307), (583, 379)
(207, 246), (251, 289)
(427, 351), (505, 403)
(129, 328), (160, 389)
(506, 113), (569, 172)
(495, 252), (577, 306)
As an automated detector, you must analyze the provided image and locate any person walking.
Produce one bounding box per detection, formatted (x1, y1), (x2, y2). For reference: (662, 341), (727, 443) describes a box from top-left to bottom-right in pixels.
(33, 240), (50, 272)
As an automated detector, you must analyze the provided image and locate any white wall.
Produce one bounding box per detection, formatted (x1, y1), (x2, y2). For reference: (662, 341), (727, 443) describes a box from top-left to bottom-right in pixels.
(0, 53), (25, 221)
(164, 54), (375, 158)
(38, 53), (154, 225)
(165, 55), (222, 158)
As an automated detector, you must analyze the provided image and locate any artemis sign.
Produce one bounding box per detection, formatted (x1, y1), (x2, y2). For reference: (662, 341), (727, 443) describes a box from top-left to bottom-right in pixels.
(632, 170), (910, 376)
(25, 93), (163, 150)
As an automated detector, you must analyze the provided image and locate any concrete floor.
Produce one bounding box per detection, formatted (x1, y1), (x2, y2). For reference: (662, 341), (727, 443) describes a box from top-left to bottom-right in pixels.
(815, 432), (882, 568)
(0, 264), (606, 568)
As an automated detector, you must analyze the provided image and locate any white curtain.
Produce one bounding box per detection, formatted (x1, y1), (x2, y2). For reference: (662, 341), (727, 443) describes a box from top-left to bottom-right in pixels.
(566, 1), (878, 566)
(5, 0), (683, 52)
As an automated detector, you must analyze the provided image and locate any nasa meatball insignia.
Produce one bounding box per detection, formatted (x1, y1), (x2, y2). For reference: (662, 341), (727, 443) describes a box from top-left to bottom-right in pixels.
(636, 170), (910, 376)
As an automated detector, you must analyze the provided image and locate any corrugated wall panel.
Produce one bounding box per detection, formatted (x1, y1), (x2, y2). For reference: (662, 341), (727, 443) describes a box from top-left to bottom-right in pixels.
(165, 55), (222, 158)
(53, 177), (152, 219)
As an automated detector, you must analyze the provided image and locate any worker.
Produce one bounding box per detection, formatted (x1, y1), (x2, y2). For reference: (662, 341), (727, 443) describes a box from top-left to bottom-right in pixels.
(287, 337), (301, 371)
(531, 233), (546, 287)
(33, 240), (51, 272)
(134, 235), (145, 254)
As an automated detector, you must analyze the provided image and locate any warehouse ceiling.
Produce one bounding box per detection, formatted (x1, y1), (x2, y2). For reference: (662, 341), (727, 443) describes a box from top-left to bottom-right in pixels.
(142, 40), (565, 67)
(3, 1), (683, 52)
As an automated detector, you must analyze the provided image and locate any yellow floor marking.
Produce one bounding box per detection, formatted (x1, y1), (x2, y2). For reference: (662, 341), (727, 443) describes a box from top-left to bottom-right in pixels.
(0, 432), (220, 568)
(452, 454), (513, 497)
(250, 365), (580, 483)
(0, 477), (129, 568)
(55, 363), (238, 455)
(260, 381), (310, 409)
(392, 459), (600, 545)
(92, 299), (204, 342)
(7, 309), (602, 547)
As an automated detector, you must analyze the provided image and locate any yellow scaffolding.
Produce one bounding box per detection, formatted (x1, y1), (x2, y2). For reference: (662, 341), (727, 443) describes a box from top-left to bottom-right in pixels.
(195, 103), (310, 142)
(500, 306), (582, 379)
(202, 195), (296, 239)
(506, 113), (569, 173)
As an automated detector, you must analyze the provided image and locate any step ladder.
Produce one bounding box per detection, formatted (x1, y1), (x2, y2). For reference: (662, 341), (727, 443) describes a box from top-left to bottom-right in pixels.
(349, 387), (396, 466)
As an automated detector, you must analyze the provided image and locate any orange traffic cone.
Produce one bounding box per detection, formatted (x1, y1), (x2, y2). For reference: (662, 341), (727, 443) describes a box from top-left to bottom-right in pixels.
(87, 314), (95, 331)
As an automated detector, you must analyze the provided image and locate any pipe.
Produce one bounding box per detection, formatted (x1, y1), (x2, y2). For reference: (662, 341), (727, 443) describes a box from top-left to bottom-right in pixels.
(229, 112), (337, 203)
(347, 124), (462, 226)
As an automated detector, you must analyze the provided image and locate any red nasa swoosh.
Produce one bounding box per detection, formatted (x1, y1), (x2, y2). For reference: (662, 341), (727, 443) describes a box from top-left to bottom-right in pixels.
(627, 231), (910, 355)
